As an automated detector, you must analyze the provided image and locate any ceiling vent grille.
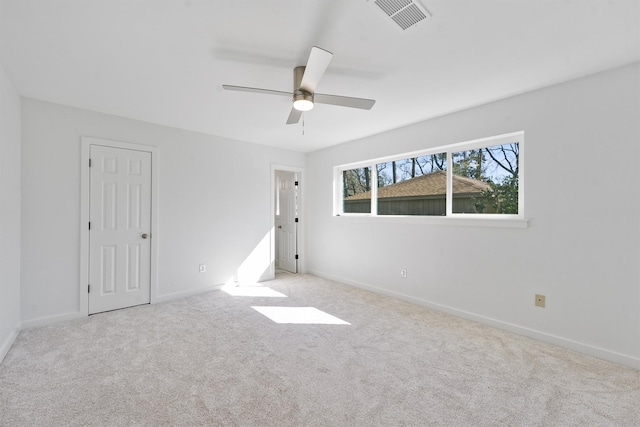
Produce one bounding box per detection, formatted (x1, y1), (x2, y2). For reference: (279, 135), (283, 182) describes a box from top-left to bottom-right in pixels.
(370, 0), (431, 31)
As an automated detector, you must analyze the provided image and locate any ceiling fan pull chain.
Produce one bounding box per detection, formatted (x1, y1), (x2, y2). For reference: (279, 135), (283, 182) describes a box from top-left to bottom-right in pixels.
(302, 113), (305, 136)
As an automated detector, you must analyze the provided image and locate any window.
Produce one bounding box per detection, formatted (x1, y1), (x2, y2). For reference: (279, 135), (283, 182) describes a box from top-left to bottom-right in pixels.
(342, 166), (372, 213)
(376, 153), (448, 216)
(335, 132), (523, 219)
(452, 142), (519, 214)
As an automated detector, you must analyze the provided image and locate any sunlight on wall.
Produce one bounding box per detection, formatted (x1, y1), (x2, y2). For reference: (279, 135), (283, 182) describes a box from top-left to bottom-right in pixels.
(252, 306), (350, 325)
(222, 286), (287, 297)
(227, 228), (275, 285)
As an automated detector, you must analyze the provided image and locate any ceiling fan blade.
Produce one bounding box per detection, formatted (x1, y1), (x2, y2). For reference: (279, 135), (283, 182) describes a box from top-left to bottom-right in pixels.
(222, 85), (292, 98)
(314, 93), (376, 110)
(299, 46), (333, 93)
(286, 107), (303, 125)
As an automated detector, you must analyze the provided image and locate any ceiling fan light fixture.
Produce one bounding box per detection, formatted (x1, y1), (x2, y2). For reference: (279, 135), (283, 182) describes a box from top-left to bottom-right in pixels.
(293, 93), (314, 111)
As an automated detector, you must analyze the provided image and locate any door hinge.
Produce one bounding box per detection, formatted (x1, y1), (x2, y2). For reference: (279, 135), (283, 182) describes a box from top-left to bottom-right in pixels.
(294, 180), (299, 186)
(88, 221), (91, 230)
(89, 158), (92, 167)
(295, 254), (299, 260)
(88, 284), (91, 293)
(294, 218), (299, 223)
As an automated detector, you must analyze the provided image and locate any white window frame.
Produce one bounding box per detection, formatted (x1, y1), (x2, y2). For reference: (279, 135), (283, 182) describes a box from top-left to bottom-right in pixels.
(333, 131), (527, 228)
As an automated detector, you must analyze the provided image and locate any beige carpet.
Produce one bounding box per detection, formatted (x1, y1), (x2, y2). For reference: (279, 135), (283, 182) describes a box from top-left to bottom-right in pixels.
(1, 273), (638, 426)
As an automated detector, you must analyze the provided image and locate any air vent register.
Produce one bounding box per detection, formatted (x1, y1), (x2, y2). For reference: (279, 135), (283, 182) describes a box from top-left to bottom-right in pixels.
(369, 0), (432, 31)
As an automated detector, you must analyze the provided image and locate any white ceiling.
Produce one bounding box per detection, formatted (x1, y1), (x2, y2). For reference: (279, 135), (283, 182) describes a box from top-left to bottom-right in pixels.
(1, 0), (638, 153)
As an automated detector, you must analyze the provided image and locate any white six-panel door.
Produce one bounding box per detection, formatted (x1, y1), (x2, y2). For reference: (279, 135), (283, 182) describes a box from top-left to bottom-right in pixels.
(276, 171), (297, 273)
(89, 145), (152, 314)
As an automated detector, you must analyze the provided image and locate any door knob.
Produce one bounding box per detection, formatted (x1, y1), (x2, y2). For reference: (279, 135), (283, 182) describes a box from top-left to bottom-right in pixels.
(141, 233), (148, 239)
(277, 225), (282, 229)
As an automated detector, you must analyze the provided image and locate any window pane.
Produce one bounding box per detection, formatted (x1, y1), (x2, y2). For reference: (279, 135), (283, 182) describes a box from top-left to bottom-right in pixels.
(342, 167), (372, 213)
(376, 153), (447, 215)
(452, 142), (519, 214)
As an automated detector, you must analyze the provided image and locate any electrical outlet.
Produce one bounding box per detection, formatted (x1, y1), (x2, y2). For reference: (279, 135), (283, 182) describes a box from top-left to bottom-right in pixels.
(400, 269), (407, 279)
(199, 264), (206, 273)
(535, 294), (545, 307)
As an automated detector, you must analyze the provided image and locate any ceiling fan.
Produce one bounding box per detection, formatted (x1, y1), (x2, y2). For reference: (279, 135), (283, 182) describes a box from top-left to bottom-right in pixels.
(222, 46), (376, 125)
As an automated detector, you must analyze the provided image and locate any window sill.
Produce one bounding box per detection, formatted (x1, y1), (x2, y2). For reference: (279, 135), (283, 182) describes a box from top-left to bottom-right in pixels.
(332, 214), (529, 228)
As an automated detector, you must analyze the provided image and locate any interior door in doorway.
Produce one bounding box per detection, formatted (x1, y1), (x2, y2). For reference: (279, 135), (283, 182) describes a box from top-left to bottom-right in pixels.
(276, 171), (298, 273)
(89, 145), (152, 314)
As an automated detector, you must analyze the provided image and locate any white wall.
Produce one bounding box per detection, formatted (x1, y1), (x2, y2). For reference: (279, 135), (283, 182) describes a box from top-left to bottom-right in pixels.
(20, 99), (305, 324)
(306, 63), (640, 368)
(0, 64), (21, 362)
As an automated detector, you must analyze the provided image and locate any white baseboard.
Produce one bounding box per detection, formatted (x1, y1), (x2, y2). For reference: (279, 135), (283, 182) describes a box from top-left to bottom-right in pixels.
(21, 311), (85, 329)
(19, 286), (224, 330)
(308, 270), (640, 370)
(155, 284), (223, 304)
(0, 324), (21, 364)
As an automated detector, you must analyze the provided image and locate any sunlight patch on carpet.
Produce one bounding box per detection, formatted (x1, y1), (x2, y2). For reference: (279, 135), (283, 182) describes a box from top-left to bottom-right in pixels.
(222, 286), (287, 297)
(252, 306), (350, 325)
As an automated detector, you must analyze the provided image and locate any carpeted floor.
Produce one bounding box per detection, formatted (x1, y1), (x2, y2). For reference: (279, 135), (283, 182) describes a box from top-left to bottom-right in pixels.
(1, 273), (638, 426)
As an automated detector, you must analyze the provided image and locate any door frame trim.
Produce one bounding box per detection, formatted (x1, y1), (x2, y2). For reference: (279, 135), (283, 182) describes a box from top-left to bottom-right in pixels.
(271, 164), (304, 277)
(79, 136), (159, 316)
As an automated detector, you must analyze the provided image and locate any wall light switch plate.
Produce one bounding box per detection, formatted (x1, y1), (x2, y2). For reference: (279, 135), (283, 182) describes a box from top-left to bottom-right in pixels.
(535, 294), (545, 307)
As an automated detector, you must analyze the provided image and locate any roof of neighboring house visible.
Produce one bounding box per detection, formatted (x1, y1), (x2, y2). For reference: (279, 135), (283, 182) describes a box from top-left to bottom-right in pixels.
(345, 170), (491, 201)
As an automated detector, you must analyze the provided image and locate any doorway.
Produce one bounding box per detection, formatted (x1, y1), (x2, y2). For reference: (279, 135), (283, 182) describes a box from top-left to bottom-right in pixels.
(273, 166), (303, 275)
